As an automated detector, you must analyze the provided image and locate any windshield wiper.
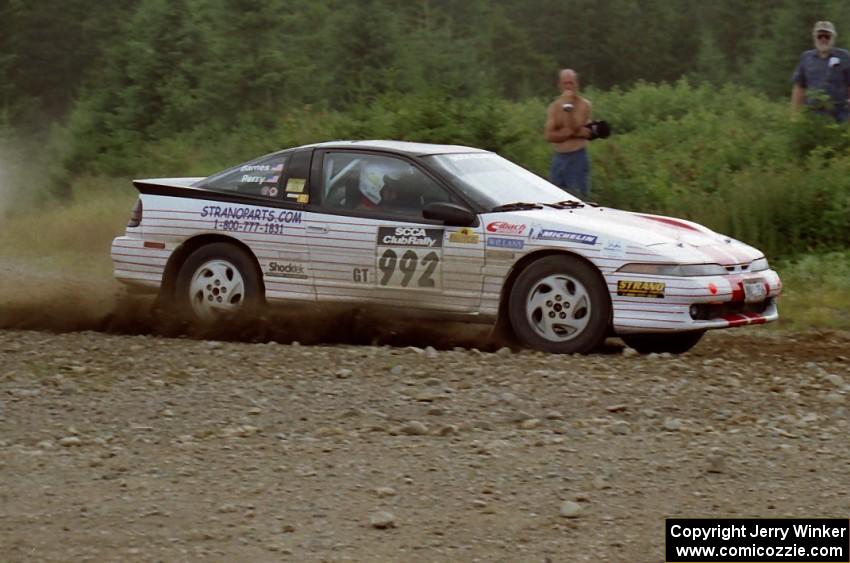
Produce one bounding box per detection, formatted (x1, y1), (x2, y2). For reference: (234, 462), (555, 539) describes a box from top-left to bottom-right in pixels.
(490, 202), (545, 212)
(546, 200), (586, 209)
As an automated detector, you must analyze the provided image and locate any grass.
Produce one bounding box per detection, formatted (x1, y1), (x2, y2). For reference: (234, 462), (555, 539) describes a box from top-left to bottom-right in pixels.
(773, 251), (850, 331)
(0, 175), (135, 276)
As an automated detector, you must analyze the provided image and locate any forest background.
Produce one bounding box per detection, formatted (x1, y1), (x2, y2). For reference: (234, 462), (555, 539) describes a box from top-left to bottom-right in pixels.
(1, 0), (848, 328)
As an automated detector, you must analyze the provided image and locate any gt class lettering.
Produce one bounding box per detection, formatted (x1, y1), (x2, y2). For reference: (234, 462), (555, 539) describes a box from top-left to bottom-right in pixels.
(353, 268), (369, 283)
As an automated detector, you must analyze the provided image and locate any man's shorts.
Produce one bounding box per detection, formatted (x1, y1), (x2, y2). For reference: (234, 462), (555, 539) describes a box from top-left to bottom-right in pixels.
(550, 148), (590, 199)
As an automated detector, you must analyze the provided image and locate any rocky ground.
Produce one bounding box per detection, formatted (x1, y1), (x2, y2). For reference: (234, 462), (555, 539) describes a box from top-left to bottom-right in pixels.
(1, 325), (849, 562)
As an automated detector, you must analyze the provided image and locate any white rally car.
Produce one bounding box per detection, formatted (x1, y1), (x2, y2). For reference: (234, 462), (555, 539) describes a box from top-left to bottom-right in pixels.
(112, 140), (781, 354)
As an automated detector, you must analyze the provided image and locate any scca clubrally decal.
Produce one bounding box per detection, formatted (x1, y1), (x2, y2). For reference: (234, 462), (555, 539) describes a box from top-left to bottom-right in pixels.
(617, 280), (666, 298)
(377, 227), (443, 248)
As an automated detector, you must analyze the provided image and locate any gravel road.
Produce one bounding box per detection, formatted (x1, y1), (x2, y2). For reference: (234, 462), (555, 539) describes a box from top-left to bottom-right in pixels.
(1, 325), (849, 562)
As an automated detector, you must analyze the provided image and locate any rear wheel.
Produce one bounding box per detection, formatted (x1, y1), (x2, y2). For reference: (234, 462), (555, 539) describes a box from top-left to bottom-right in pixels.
(175, 243), (262, 327)
(508, 256), (610, 354)
(620, 330), (705, 355)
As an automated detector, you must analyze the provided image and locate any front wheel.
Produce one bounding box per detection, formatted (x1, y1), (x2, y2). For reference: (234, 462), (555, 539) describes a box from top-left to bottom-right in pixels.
(508, 256), (611, 354)
(620, 330), (705, 355)
(175, 242), (262, 327)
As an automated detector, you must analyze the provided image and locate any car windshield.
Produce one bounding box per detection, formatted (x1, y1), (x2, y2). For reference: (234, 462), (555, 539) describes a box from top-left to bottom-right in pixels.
(425, 152), (580, 210)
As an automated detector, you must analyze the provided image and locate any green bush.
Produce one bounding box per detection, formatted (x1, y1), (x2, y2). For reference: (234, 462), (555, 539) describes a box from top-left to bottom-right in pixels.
(50, 81), (850, 259)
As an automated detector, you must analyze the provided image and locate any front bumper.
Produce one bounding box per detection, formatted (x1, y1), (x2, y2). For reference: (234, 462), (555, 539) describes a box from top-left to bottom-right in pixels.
(608, 268), (782, 334)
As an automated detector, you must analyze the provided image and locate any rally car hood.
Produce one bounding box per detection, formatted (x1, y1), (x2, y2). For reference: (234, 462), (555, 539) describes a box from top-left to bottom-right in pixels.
(510, 207), (762, 265)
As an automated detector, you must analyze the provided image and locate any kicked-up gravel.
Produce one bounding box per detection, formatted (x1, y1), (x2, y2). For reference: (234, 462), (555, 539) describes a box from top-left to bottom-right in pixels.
(1, 328), (849, 562)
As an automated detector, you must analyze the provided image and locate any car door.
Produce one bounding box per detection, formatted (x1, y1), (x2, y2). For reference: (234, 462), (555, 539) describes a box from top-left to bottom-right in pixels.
(308, 150), (485, 313)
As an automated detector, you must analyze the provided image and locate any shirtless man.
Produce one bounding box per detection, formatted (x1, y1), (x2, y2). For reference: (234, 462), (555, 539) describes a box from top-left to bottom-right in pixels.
(544, 69), (592, 198)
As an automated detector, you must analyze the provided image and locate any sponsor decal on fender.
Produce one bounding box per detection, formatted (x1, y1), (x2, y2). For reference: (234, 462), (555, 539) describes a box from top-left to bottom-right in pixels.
(602, 238), (625, 257)
(487, 237), (524, 250)
(486, 249), (515, 260)
(486, 221), (526, 235)
(530, 228), (597, 245)
(449, 228), (480, 244)
(378, 226), (443, 248)
(617, 280), (665, 298)
(268, 262), (308, 279)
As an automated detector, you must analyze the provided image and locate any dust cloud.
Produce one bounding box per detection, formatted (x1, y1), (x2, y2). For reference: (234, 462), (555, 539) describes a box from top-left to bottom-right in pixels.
(0, 252), (500, 350)
(0, 129), (50, 219)
(0, 134), (18, 218)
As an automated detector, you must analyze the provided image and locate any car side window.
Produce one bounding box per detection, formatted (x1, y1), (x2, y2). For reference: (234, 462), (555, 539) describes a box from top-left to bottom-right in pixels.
(322, 152), (453, 219)
(202, 153), (288, 198)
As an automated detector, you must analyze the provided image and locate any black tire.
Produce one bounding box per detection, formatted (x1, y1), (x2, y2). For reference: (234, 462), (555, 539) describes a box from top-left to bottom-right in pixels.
(508, 255), (611, 354)
(174, 242), (262, 328)
(620, 330), (705, 355)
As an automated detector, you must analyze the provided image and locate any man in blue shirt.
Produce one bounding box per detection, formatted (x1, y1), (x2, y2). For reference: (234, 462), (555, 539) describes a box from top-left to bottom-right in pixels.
(791, 21), (850, 123)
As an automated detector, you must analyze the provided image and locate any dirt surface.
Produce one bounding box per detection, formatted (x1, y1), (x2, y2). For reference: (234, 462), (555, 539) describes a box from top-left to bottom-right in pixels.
(1, 323), (849, 562)
(1, 257), (849, 561)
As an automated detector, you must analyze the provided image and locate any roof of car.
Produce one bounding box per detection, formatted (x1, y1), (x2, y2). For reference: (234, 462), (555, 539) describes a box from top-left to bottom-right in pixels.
(304, 140), (489, 156)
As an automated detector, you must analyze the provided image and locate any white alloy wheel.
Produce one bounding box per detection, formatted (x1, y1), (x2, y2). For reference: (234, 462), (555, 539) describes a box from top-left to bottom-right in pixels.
(508, 255), (610, 354)
(525, 273), (591, 342)
(187, 259), (247, 322)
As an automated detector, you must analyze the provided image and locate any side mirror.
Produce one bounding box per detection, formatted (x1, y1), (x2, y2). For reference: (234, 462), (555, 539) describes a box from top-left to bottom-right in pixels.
(422, 202), (476, 227)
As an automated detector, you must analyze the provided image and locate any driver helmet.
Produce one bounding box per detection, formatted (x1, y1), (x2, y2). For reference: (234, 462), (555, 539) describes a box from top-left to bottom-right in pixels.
(359, 159), (407, 205)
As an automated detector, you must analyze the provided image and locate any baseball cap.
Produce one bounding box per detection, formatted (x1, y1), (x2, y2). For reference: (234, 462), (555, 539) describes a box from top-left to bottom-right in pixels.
(813, 21), (836, 35)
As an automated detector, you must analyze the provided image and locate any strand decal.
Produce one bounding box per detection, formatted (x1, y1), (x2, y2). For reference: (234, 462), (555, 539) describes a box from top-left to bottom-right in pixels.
(377, 227), (443, 248)
(486, 221), (526, 235)
(487, 237), (524, 250)
(267, 262), (308, 279)
(530, 228), (597, 245)
(617, 280), (665, 298)
(449, 228), (480, 244)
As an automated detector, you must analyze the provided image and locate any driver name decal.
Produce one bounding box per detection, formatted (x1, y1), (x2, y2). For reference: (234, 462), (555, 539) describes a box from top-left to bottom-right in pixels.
(378, 227), (443, 248)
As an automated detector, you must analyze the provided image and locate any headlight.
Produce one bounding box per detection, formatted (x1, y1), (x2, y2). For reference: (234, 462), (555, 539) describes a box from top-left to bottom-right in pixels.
(616, 263), (727, 276)
(749, 257), (769, 272)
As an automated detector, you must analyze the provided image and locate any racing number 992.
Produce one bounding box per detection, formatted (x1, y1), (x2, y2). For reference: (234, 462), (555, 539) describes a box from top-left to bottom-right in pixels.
(378, 249), (440, 288)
